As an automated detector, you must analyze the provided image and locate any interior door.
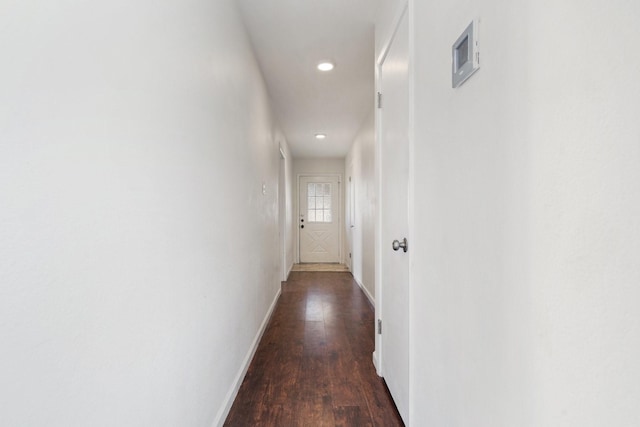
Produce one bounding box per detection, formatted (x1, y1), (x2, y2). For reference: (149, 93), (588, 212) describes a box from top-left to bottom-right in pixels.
(299, 176), (341, 263)
(380, 8), (410, 423)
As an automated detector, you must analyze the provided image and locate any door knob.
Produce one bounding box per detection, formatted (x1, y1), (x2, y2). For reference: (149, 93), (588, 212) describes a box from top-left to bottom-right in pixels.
(392, 238), (408, 253)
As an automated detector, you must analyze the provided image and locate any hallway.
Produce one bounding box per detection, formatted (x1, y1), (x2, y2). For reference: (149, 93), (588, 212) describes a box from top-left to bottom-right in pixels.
(224, 272), (403, 426)
(2, 0), (640, 425)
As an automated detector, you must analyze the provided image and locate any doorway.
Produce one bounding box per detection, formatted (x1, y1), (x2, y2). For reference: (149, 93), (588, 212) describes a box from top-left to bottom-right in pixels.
(298, 175), (341, 263)
(377, 4), (410, 423)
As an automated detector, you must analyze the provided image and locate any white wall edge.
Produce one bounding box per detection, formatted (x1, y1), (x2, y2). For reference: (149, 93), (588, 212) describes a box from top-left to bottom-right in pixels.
(212, 287), (282, 427)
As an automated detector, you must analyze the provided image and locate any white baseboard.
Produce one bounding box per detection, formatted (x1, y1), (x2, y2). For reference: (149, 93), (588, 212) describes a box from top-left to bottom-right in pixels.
(372, 351), (381, 376)
(353, 276), (375, 307)
(212, 287), (282, 427)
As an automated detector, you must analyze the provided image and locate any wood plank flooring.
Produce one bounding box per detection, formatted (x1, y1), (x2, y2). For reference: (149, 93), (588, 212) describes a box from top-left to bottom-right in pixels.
(224, 271), (404, 427)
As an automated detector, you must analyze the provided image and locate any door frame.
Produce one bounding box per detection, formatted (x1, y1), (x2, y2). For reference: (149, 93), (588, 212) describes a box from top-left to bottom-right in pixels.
(374, 0), (414, 391)
(278, 145), (288, 282)
(296, 174), (343, 264)
(347, 171), (355, 272)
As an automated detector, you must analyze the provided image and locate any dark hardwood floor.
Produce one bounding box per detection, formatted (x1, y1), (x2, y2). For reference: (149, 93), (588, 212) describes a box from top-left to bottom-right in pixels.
(224, 271), (404, 426)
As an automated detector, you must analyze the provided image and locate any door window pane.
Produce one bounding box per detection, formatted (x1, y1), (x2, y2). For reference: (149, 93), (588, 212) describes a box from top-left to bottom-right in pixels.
(324, 196), (331, 209)
(307, 182), (332, 223)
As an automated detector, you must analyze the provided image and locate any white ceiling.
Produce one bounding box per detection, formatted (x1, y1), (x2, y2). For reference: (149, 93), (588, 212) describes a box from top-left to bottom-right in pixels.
(237, 0), (378, 158)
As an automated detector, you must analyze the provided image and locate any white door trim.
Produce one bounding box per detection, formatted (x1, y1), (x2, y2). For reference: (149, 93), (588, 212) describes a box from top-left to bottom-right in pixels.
(347, 170), (354, 272)
(296, 173), (342, 264)
(278, 145), (288, 282)
(406, 2), (416, 423)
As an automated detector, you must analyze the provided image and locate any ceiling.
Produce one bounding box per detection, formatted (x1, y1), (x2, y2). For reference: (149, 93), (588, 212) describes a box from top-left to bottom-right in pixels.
(237, 0), (378, 158)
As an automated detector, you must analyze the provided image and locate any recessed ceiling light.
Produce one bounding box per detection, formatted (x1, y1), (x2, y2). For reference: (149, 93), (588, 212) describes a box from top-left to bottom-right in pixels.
(317, 62), (334, 71)
(315, 133), (327, 140)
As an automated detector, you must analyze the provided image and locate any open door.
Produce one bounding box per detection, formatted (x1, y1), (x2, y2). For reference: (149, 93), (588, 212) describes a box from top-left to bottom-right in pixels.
(377, 6), (410, 423)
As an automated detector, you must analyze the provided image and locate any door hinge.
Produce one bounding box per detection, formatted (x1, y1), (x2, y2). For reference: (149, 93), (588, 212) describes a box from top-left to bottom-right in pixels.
(377, 319), (382, 334)
(377, 92), (382, 109)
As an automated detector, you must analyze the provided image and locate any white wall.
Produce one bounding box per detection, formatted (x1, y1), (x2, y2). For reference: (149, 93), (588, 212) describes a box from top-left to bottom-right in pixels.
(345, 110), (376, 301)
(0, 1), (291, 426)
(292, 158), (346, 263)
(406, 0), (640, 425)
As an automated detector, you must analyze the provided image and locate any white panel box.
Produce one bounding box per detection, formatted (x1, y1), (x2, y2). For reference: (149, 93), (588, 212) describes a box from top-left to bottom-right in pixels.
(452, 20), (480, 88)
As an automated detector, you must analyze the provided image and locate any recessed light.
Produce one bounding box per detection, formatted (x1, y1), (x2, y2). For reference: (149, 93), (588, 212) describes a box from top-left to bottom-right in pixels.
(317, 62), (334, 71)
(315, 133), (327, 140)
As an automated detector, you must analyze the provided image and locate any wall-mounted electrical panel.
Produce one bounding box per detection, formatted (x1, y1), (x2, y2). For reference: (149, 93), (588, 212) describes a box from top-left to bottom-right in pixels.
(452, 20), (480, 88)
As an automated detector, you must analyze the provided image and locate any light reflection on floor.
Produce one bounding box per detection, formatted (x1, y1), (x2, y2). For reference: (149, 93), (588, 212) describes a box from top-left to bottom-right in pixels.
(291, 263), (349, 272)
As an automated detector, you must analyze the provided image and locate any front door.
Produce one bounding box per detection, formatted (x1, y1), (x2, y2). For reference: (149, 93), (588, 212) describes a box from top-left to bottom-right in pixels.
(379, 7), (410, 423)
(299, 176), (341, 263)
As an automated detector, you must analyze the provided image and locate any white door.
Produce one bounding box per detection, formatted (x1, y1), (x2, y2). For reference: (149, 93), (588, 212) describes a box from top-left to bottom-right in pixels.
(379, 8), (410, 423)
(299, 176), (341, 263)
